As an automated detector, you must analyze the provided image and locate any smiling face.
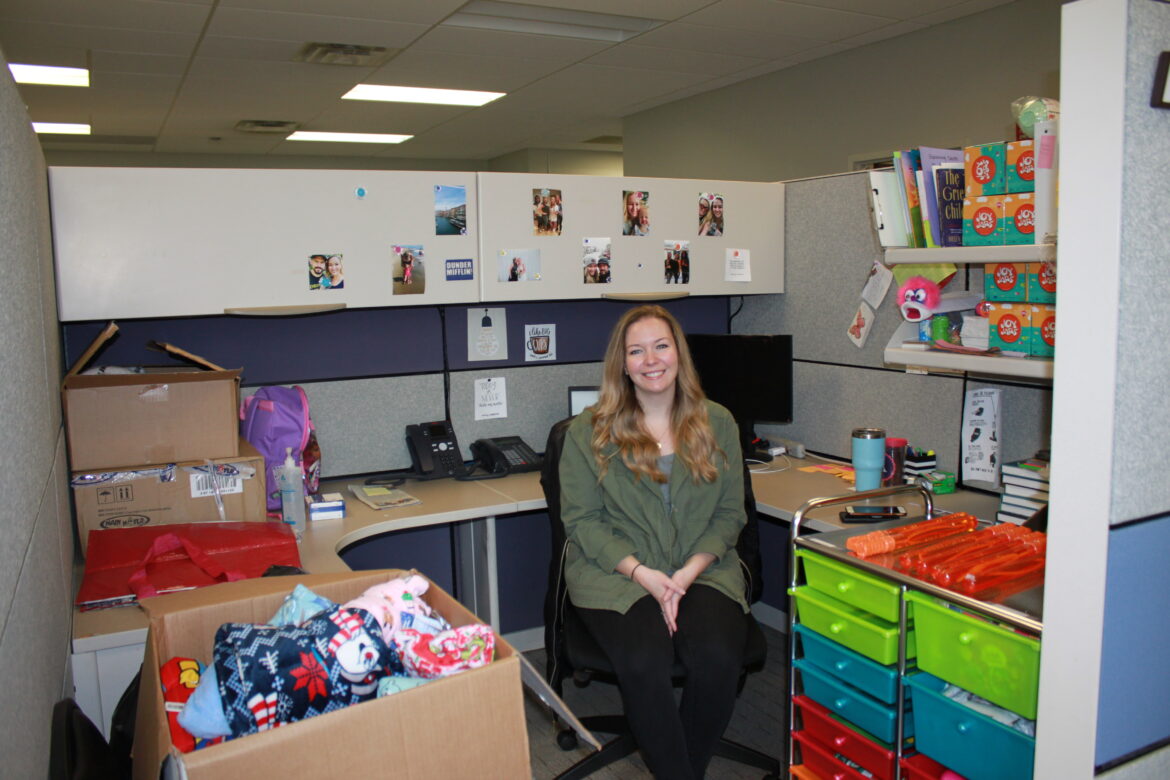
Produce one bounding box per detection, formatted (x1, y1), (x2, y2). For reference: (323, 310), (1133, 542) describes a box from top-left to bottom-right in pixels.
(624, 316), (678, 401)
(711, 197), (723, 219)
(699, 198), (710, 218)
(326, 256), (343, 277)
(625, 192), (640, 221)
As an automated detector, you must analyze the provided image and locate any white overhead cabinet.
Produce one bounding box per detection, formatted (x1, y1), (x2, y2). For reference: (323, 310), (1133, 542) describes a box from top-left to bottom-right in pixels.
(477, 172), (784, 301)
(49, 167), (481, 320)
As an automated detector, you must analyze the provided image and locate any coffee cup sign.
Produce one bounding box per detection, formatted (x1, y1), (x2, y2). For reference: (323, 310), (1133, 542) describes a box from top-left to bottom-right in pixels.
(525, 324), (556, 361)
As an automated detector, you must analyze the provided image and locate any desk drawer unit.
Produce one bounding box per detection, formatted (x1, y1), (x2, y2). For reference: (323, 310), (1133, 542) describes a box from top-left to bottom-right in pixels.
(906, 590), (1040, 719)
(905, 671), (1034, 780)
(798, 550), (904, 621)
(794, 694), (896, 780)
(796, 659), (912, 744)
(790, 586), (916, 665)
(792, 729), (878, 780)
(795, 624), (903, 704)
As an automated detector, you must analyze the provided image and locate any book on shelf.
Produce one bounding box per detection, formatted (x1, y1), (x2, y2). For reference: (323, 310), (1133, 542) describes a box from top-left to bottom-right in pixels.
(1001, 492), (1048, 513)
(933, 165), (965, 247)
(1002, 458), (1050, 480)
(918, 146), (964, 247)
(1002, 477), (1050, 499)
(893, 149), (927, 248)
(997, 510), (1033, 526)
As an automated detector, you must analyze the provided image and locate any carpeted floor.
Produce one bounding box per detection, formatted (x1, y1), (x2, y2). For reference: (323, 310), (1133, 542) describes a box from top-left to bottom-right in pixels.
(523, 623), (789, 779)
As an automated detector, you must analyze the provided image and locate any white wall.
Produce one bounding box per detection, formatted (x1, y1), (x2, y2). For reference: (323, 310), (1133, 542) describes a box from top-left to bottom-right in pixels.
(0, 47), (75, 777)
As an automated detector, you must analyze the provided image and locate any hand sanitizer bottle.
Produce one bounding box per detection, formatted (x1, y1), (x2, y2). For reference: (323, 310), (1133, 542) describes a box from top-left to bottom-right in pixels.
(278, 446), (306, 541)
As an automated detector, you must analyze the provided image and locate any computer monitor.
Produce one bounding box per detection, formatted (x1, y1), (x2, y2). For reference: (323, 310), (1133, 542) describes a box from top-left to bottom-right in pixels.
(685, 333), (793, 453)
(568, 385), (600, 416)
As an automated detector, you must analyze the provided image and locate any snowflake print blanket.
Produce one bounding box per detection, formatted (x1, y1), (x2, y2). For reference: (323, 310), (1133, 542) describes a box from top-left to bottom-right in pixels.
(213, 605), (404, 737)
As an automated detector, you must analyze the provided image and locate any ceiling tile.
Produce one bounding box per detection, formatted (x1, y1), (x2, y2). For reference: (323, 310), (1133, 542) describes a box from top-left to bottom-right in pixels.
(631, 21), (821, 60)
(407, 24), (610, 61)
(218, 0), (466, 25)
(0, 0), (210, 33)
(586, 43), (767, 77)
(787, 0), (972, 20)
(365, 48), (543, 92)
(89, 50), (190, 77)
(0, 20), (201, 57)
(206, 7), (431, 48)
(684, 0), (895, 41)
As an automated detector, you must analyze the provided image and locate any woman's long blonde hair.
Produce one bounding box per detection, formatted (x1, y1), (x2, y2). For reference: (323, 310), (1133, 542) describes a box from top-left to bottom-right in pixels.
(590, 305), (726, 483)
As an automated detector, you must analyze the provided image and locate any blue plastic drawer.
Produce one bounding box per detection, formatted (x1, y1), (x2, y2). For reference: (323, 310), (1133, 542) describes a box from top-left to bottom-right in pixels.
(795, 658), (912, 744)
(904, 672), (1034, 780)
(795, 624), (902, 704)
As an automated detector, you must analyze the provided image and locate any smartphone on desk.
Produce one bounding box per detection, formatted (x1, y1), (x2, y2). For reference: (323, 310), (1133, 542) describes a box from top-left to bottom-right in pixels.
(839, 505), (907, 523)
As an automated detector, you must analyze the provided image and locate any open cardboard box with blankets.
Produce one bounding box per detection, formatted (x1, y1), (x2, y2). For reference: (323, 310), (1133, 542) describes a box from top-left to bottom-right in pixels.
(132, 570), (533, 779)
(62, 322), (241, 472)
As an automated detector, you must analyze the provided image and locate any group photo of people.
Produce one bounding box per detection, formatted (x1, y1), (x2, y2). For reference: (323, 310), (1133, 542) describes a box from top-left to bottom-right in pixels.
(499, 248), (542, 282)
(532, 188), (563, 236)
(621, 190), (650, 236)
(664, 241), (690, 284)
(698, 192), (725, 236)
(307, 253), (344, 290)
(392, 244), (424, 295)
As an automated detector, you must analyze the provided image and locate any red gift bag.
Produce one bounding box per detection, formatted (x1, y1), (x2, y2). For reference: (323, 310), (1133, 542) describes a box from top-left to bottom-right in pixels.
(76, 522), (301, 610)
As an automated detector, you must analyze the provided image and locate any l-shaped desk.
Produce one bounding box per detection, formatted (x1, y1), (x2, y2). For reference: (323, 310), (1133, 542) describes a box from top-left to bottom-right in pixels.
(70, 454), (1001, 737)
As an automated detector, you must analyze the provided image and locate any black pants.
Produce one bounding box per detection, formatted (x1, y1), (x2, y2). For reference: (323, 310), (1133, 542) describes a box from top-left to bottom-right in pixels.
(577, 585), (749, 779)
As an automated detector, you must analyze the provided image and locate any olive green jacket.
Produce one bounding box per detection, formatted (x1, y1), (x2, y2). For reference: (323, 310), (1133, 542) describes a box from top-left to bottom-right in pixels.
(558, 401), (748, 614)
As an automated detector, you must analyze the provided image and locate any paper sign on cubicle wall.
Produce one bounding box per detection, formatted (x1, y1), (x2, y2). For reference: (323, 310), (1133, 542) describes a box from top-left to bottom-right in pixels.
(724, 249), (751, 282)
(961, 388), (1001, 484)
(474, 377), (507, 421)
(468, 308), (508, 361)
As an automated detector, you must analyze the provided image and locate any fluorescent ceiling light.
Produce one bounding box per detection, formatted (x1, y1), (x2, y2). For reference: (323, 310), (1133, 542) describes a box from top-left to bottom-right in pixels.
(287, 131), (413, 144)
(442, 0), (663, 42)
(342, 84), (504, 107)
(33, 122), (91, 134)
(9, 64), (89, 87)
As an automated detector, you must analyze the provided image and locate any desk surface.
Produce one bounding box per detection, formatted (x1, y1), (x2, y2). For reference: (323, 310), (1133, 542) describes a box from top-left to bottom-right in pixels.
(72, 456), (1000, 649)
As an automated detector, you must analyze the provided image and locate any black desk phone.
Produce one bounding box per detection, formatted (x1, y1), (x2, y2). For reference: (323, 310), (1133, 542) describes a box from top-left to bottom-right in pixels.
(405, 420), (541, 480)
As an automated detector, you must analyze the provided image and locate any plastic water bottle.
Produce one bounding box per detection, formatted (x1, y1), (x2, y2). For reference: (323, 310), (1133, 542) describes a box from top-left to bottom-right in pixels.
(278, 446), (306, 541)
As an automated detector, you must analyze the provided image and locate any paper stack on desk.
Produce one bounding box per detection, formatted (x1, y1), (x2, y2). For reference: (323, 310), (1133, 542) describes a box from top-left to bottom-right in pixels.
(350, 485), (421, 511)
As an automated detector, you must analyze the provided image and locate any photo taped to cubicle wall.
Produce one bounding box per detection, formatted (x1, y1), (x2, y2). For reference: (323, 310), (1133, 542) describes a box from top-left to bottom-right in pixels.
(499, 248), (542, 282)
(698, 192), (724, 237)
(582, 237), (612, 284)
(308, 253), (345, 290)
(532, 187), (563, 236)
(663, 241), (689, 284)
(434, 185), (467, 235)
(621, 190), (649, 236)
(392, 244), (425, 295)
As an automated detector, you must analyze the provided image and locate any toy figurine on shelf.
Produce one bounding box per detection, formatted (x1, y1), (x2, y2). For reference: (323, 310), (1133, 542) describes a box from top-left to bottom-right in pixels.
(896, 275), (942, 323)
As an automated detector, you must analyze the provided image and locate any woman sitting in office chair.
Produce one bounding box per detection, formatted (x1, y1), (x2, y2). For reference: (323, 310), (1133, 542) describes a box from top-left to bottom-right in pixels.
(558, 304), (750, 779)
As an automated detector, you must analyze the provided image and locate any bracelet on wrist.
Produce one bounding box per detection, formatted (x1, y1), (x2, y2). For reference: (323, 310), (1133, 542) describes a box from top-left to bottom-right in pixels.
(629, 562), (644, 580)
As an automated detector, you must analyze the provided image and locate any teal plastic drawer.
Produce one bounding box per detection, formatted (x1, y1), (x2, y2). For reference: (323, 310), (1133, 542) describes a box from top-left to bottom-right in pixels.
(795, 658), (912, 744)
(906, 591), (1040, 719)
(798, 549), (904, 621)
(905, 672), (1034, 780)
(790, 586), (915, 665)
(795, 624), (902, 704)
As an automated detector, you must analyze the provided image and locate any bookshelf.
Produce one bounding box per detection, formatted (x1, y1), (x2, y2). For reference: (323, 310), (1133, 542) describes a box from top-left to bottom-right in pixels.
(882, 243), (1056, 380)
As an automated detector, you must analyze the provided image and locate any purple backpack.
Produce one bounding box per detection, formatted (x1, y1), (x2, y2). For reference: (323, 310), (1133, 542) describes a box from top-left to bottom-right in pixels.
(240, 386), (319, 513)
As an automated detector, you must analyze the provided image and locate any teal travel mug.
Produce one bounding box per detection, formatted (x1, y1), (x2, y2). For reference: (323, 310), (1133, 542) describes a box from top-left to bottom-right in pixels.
(852, 427), (886, 492)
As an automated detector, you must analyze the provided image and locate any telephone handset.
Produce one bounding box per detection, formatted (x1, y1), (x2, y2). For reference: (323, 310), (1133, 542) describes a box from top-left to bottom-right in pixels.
(471, 436), (542, 475)
(405, 420), (467, 480)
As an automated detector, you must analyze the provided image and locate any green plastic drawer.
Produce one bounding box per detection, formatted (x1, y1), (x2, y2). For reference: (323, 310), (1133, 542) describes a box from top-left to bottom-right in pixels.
(906, 591), (1040, 719)
(798, 550), (904, 622)
(790, 586), (915, 665)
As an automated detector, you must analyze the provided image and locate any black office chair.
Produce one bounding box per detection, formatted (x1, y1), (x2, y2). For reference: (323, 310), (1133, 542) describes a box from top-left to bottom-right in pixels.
(541, 417), (781, 779)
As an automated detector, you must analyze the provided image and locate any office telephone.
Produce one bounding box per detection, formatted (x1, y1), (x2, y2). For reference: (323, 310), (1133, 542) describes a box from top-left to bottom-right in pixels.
(405, 421), (541, 480)
(471, 435), (542, 475)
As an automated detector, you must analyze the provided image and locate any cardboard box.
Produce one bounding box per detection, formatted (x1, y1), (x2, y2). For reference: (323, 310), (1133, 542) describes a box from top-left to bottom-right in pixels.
(1029, 304), (1056, 358)
(1026, 260), (1057, 303)
(63, 323), (241, 472)
(986, 301), (1032, 354)
(1006, 139), (1036, 193)
(72, 438), (267, 554)
(963, 195), (1005, 246)
(984, 262), (1028, 302)
(1003, 192), (1036, 245)
(964, 142), (1006, 197)
(132, 570), (530, 780)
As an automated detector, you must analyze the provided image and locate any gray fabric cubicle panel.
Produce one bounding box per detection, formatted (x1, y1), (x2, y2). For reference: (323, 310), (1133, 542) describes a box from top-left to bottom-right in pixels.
(245, 374), (446, 478)
(448, 362), (603, 459)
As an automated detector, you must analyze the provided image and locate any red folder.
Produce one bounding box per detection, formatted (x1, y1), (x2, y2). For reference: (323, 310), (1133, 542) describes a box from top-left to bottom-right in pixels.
(77, 522), (301, 610)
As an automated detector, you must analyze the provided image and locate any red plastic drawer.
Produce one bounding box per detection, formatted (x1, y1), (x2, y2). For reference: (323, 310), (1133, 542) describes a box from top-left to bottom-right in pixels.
(794, 694), (895, 780)
(792, 729), (873, 780)
(900, 752), (967, 780)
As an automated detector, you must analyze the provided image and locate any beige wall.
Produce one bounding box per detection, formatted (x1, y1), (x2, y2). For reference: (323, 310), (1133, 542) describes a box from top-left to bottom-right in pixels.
(0, 47), (74, 777)
(622, 0), (1063, 182)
